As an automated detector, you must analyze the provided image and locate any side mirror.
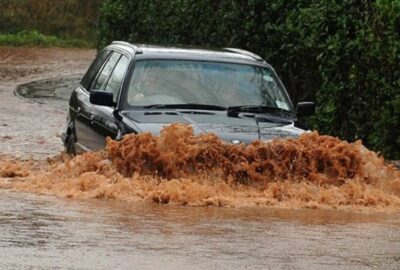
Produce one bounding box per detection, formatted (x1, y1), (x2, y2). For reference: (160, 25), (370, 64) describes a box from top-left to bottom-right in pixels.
(296, 102), (315, 117)
(90, 90), (115, 107)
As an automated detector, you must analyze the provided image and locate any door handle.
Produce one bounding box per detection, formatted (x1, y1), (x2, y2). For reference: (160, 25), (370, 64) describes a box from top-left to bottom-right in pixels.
(107, 122), (118, 130)
(77, 107), (81, 116)
(90, 114), (95, 125)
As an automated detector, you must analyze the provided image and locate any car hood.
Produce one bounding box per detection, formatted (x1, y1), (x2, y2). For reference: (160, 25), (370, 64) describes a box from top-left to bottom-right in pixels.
(121, 110), (306, 144)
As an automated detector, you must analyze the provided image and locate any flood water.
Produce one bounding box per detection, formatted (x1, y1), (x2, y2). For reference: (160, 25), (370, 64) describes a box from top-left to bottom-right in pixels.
(1, 189), (400, 270)
(2, 75), (400, 269)
(15, 75), (80, 111)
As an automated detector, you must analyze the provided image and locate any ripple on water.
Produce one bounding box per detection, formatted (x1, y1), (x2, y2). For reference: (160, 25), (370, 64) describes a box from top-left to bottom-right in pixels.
(0, 190), (399, 269)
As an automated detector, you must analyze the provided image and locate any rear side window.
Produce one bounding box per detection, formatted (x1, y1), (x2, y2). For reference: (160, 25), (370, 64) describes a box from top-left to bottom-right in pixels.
(105, 55), (129, 103)
(91, 52), (121, 90)
(80, 50), (111, 90)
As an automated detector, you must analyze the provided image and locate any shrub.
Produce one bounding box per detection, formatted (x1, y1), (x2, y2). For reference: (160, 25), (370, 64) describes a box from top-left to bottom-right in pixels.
(98, 0), (400, 159)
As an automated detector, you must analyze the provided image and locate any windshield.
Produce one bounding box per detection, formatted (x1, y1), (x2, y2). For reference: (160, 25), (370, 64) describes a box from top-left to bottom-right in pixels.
(125, 60), (293, 111)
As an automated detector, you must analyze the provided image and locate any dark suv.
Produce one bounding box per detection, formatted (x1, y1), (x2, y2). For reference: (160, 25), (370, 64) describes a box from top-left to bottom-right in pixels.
(62, 41), (315, 154)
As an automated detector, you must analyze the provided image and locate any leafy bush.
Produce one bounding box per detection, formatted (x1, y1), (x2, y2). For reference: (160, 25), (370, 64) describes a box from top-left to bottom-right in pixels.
(98, 0), (400, 159)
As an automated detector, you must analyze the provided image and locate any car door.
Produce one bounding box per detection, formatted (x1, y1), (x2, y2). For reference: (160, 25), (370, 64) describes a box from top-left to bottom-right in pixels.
(71, 50), (111, 152)
(90, 54), (130, 150)
(76, 51), (121, 150)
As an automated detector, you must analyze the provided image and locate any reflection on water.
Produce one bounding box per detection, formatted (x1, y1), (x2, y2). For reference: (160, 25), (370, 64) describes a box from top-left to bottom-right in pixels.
(1, 189), (399, 270)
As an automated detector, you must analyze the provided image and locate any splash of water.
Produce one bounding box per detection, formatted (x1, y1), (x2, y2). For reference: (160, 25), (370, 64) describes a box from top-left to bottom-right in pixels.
(1, 124), (399, 210)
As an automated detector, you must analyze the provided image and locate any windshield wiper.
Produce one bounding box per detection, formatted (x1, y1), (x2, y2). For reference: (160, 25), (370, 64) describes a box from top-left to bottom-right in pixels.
(142, 103), (293, 117)
(143, 103), (226, 110)
(226, 105), (293, 116)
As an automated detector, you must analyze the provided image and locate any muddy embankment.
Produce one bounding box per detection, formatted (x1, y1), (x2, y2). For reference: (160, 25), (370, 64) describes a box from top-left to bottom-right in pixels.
(0, 47), (399, 211)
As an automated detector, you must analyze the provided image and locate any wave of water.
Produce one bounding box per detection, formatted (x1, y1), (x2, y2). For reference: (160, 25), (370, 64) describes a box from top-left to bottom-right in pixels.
(1, 124), (399, 211)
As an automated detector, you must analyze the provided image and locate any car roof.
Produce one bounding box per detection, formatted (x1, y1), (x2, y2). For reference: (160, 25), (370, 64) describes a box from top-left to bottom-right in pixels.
(107, 41), (267, 65)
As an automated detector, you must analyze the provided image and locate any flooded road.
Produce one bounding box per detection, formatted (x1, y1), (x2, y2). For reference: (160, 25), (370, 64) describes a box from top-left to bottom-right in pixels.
(1, 189), (400, 270)
(1, 47), (400, 269)
(0, 47), (95, 158)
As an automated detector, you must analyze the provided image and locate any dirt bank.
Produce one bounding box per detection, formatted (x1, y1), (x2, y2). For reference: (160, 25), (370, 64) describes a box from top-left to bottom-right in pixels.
(0, 47), (95, 158)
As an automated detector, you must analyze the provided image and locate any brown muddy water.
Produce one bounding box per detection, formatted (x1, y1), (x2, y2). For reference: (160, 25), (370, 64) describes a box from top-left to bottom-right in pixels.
(1, 48), (400, 269)
(1, 188), (400, 270)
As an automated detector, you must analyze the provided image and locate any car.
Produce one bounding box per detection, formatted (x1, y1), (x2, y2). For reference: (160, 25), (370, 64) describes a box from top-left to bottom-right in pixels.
(62, 41), (315, 154)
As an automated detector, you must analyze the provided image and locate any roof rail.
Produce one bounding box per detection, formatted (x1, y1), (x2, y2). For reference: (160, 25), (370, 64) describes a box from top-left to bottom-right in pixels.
(111, 41), (142, 53)
(223, 48), (264, 62)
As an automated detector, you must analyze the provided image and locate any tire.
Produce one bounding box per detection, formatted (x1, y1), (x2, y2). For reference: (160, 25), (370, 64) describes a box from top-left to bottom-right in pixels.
(65, 129), (76, 155)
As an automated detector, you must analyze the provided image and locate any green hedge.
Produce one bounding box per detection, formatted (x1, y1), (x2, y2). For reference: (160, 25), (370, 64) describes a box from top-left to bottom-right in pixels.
(98, 0), (400, 159)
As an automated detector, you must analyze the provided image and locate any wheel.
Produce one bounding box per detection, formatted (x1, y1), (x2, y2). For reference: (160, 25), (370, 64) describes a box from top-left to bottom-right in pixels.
(65, 128), (76, 155)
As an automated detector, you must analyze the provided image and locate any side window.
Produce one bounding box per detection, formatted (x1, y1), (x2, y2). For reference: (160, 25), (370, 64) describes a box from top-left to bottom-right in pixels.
(104, 55), (129, 103)
(80, 50), (111, 90)
(91, 52), (121, 91)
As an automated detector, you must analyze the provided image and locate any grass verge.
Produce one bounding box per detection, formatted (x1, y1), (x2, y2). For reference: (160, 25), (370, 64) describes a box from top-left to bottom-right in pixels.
(0, 30), (94, 48)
